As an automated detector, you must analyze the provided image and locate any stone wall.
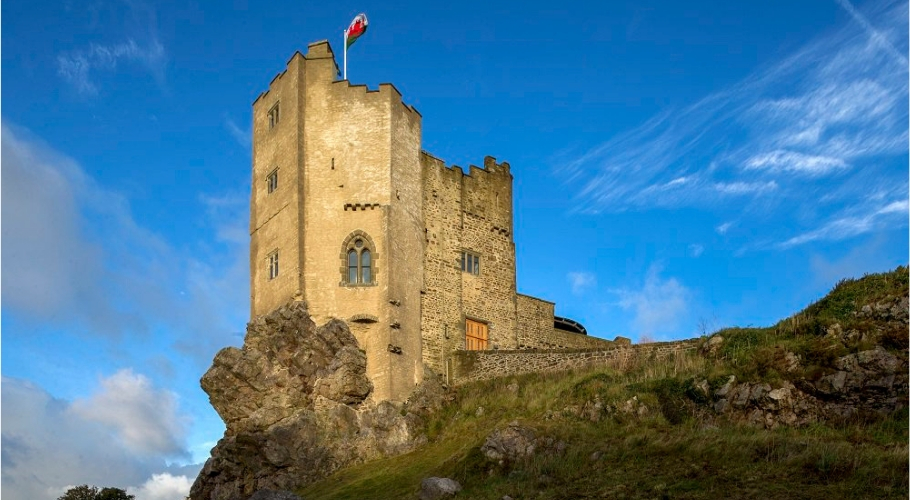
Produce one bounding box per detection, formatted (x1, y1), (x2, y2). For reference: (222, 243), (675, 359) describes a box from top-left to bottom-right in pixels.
(420, 154), (519, 373)
(449, 340), (700, 384)
(516, 294), (614, 350)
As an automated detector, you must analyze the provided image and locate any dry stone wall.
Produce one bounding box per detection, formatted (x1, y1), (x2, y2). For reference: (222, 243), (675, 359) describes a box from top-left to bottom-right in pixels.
(450, 340), (700, 384)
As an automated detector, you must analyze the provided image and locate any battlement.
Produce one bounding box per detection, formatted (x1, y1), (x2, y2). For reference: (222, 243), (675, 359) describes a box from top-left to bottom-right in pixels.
(420, 151), (512, 180)
(253, 41), (420, 122)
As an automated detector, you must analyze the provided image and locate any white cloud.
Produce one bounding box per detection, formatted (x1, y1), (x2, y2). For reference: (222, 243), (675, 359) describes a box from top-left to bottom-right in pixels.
(55, 1), (168, 96)
(1, 377), (201, 500)
(744, 150), (848, 176)
(71, 370), (190, 457)
(557, 0), (907, 247)
(779, 197), (909, 248)
(715, 221), (734, 234)
(1, 121), (247, 355)
(613, 264), (692, 341)
(129, 473), (193, 500)
(57, 39), (166, 96)
(688, 244), (705, 257)
(224, 116), (251, 149)
(834, 0), (908, 66)
(713, 181), (778, 195)
(567, 271), (596, 295)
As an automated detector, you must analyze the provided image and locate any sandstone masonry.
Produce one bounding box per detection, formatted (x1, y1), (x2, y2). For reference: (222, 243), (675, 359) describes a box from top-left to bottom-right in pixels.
(250, 40), (615, 402)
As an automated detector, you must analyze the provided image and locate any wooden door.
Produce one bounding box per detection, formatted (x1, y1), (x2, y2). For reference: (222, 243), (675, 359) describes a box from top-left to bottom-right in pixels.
(465, 319), (488, 350)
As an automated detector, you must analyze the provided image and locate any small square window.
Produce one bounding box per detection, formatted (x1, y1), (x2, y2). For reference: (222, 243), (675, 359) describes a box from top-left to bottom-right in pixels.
(268, 250), (279, 280)
(267, 169), (278, 193)
(461, 251), (480, 275)
(268, 102), (280, 129)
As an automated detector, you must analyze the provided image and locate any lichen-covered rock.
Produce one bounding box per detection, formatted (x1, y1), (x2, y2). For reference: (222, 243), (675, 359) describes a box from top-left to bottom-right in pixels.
(709, 345), (907, 428)
(701, 334), (724, 355)
(418, 477), (462, 500)
(480, 422), (566, 467)
(481, 422), (537, 463)
(190, 302), (443, 500)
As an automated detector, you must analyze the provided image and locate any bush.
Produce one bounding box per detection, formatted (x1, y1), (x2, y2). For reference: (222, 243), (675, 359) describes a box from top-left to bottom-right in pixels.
(58, 485), (134, 500)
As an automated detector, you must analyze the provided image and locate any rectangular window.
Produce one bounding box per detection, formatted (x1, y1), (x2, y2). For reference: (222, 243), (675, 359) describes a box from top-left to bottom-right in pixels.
(267, 169), (278, 193)
(268, 102), (280, 129)
(268, 250), (279, 280)
(461, 251), (480, 275)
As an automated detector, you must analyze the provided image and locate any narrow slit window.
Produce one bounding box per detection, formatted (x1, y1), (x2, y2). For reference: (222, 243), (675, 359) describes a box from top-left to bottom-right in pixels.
(268, 250), (279, 280)
(361, 250), (371, 283)
(348, 250), (358, 283)
(268, 102), (280, 129)
(267, 169), (278, 193)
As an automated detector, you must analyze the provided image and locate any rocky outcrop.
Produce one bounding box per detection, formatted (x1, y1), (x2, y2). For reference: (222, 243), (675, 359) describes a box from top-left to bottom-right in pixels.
(481, 422), (566, 466)
(708, 343), (907, 428)
(190, 302), (445, 500)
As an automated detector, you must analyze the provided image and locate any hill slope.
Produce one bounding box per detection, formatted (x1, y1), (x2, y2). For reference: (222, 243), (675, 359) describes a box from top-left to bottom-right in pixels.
(300, 267), (909, 500)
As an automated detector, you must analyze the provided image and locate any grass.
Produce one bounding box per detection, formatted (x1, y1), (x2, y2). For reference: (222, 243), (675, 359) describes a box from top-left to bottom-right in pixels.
(299, 268), (909, 499)
(300, 364), (908, 499)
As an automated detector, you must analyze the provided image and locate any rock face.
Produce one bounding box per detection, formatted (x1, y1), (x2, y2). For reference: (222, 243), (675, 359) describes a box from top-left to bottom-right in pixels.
(190, 302), (444, 500)
(708, 344), (908, 428)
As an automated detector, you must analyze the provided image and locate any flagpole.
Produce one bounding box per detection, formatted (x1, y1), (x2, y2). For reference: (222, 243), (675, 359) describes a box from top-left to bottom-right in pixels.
(343, 29), (348, 80)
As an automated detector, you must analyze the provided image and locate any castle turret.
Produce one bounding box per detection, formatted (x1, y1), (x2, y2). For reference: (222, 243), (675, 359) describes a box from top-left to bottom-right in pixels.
(250, 41), (425, 402)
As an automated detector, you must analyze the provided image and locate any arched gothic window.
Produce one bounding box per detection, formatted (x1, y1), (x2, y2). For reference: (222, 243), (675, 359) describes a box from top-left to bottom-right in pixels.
(340, 230), (377, 286)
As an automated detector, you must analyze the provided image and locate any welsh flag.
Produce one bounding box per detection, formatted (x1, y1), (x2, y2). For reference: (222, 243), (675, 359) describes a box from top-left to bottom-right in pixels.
(345, 13), (369, 48)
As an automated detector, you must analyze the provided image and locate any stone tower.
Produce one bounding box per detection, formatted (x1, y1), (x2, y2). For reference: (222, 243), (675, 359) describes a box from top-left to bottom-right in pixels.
(250, 41), (425, 402)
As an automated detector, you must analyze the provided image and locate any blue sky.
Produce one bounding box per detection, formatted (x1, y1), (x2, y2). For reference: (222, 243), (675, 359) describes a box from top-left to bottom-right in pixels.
(2, 0), (907, 499)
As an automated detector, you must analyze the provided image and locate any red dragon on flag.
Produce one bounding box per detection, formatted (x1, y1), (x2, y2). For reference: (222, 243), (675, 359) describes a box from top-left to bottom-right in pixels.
(345, 13), (368, 48)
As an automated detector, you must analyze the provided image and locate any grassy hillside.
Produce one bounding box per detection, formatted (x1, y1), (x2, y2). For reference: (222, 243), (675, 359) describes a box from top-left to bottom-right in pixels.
(299, 267), (909, 500)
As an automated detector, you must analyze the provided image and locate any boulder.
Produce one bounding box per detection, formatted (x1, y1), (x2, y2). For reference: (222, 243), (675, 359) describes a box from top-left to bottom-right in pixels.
(481, 422), (537, 463)
(418, 477), (462, 500)
(701, 335), (724, 355)
(480, 422), (566, 466)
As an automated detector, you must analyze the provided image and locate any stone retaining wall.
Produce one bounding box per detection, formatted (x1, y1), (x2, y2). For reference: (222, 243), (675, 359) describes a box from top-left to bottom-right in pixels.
(448, 339), (701, 384)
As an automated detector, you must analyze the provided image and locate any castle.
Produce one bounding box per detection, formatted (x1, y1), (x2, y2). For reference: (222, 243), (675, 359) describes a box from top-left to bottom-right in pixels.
(249, 41), (612, 402)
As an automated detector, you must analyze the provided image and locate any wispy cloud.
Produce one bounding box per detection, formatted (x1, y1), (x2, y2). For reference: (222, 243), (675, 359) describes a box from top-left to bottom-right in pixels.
(224, 116), (251, 149)
(557, 0), (908, 248)
(567, 271), (597, 295)
(56, 1), (167, 96)
(57, 39), (166, 96)
(713, 181), (778, 195)
(612, 263), (692, 341)
(743, 150), (848, 176)
(834, 0), (908, 66)
(715, 221), (734, 234)
(688, 243), (704, 257)
(780, 198), (909, 248)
